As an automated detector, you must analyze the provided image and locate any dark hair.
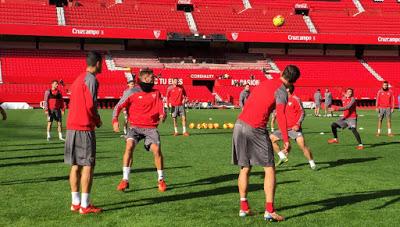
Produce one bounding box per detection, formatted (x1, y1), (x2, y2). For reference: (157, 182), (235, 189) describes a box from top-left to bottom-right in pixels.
(86, 51), (102, 67)
(51, 80), (58, 84)
(282, 65), (300, 83)
(383, 81), (389, 84)
(317, 89), (320, 91)
(287, 84), (295, 94)
(139, 68), (153, 77)
(347, 88), (354, 93)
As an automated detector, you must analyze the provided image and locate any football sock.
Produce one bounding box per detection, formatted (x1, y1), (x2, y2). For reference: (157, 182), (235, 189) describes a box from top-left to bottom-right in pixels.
(277, 151), (287, 160)
(388, 128), (392, 134)
(271, 128), (274, 132)
(309, 160), (316, 168)
(157, 170), (164, 181)
(331, 123), (339, 138)
(81, 193), (90, 208)
(377, 129), (381, 134)
(182, 126), (187, 133)
(71, 192), (80, 205)
(47, 131), (50, 138)
(123, 167), (130, 181)
(350, 128), (362, 144)
(240, 198), (249, 211)
(174, 127), (178, 133)
(58, 132), (63, 139)
(266, 202), (275, 213)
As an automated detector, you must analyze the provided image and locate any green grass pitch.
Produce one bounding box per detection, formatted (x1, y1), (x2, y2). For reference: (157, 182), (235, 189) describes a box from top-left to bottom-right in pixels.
(0, 109), (399, 226)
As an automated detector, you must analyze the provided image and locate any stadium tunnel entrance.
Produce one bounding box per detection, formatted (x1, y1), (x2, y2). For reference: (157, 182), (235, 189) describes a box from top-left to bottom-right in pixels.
(192, 80), (214, 93)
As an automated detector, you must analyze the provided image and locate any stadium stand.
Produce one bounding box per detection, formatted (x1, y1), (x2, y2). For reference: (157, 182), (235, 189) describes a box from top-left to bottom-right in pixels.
(0, 2), (57, 25)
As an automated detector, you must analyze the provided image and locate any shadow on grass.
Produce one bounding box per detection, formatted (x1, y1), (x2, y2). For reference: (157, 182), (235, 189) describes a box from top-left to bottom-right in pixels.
(161, 131), (233, 137)
(0, 157), (113, 168)
(292, 157), (382, 170)
(103, 180), (299, 212)
(0, 153), (63, 161)
(0, 166), (191, 186)
(0, 146), (65, 152)
(367, 141), (400, 148)
(282, 189), (400, 220)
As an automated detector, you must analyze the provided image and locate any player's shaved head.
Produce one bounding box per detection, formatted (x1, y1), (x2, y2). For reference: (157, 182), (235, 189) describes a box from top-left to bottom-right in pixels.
(382, 81), (389, 90)
(282, 65), (300, 84)
(86, 51), (102, 74)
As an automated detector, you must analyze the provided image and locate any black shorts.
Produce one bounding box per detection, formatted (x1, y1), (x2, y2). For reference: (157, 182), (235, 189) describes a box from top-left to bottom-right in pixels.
(48, 109), (62, 122)
(232, 120), (274, 167)
(64, 130), (96, 166)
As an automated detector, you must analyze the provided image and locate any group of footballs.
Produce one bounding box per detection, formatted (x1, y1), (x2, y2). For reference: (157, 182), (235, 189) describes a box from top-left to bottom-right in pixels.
(273, 15), (285, 27)
(189, 122), (234, 129)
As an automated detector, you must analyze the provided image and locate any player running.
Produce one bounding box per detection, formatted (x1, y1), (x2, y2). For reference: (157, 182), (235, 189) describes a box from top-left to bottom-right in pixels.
(376, 81), (395, 137)
(43, 80), (65, 141)
(239, 84), (250, 109)
(113, 68), (167, 193)
(324, 88), (333, 117)
(64, 52), (103, 214)
(271, 85), (316, 170)
(166, 78), (189, 136)
(122, 78), (136, 136)
(314, 89), (322, 117)
(327, 88), (364, 150)
(232, 65), (300, 222)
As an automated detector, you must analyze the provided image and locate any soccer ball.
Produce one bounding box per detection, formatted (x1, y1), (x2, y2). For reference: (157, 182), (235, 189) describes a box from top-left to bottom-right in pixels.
(213, 123), (220, 129)
(189, 123), (195, 129)
(202, 123), (208, 129)
(273, 15), (285, 27)
(228, 123), (234, 129)
(208, 123), (214, 129)
(196, 123), (202, 129)
(223, 123), (228, 129)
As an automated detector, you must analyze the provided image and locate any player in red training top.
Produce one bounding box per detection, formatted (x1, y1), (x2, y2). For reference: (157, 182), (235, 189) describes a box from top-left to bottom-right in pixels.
(43, 80), (65, 141)
(64, 51), (103, 214)
(166, 78), (189, 136)
(232, 65), (300, 222)
(112, 68), (167, 193)
(270, 85), (316, 170)
(376, 81), (395, 137)
(122, 78), (136, 136)
(328, 88), (364, 150)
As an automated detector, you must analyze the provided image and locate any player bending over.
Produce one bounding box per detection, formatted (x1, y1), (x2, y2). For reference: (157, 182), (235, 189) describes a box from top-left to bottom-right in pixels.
(166, 78), (189, 136)
(232, 65), (300, 222)
(270, 85), (316, 170)
(376, 81), (395, 137)
(113, 68), (167, 192)
(44, 80), (65, 141)
(327, 88), (364, 150)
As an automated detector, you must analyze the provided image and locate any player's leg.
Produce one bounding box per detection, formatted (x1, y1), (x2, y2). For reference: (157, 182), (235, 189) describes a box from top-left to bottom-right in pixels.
(350, 127), (363, 149)
(270, 133), (287, 167)
(117, 139), (135, 191)
(150, 143), (167, 192)
(377, 110), (383, 136)
(57, 120), (64, 141)
(80, 165), (102, 213)
(270, 114), (276, 132)
(47, 121), (52, 141)
(69, 165), (81, 211)
(387, 113), (393, 136)
(296, 136), (316, 169)
(0, 106), (7, 120)
(263, 166), (284, 221)
(328, 122), (342, 143)
(172, 117), (179, 136)
(182, 114), (189, 136)
(238, 166), (252, 216)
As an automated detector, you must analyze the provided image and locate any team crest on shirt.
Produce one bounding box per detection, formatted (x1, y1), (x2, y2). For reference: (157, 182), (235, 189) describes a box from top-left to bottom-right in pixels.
(288, 102), (293, 106)
(152, 94), (156, 98)
(139, 96), (143, 99)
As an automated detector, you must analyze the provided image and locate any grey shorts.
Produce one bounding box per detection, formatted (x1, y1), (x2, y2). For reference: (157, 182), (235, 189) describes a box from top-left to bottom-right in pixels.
(336, 118), (357, 129)
(272, 129), (303, 140)
(232, 120), (274, 167)
(315, 102), (321, 108)
(325, 102), (332, 108)
(127, 127), (160, 151)
(48, 109), (62, 122)
(378, 108), (392, 119)
(171, 105), (186, 118)
(64, 130), (96, 166)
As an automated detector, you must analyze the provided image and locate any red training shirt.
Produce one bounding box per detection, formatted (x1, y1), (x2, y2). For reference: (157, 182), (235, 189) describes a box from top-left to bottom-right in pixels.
(239, 79), (289, 142)
(112, 86), (165, 128)
(166, 85), (186, 107)
(43, 88), (65, 111)
(376, 89), (395, 109)
(286, 95), (305, 129)
(332, 96), (357, 119)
